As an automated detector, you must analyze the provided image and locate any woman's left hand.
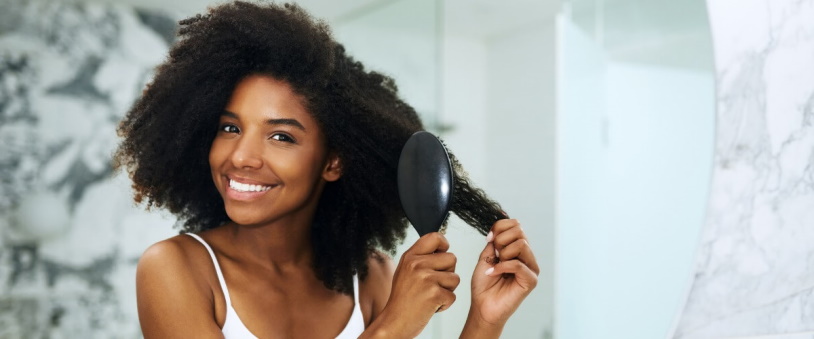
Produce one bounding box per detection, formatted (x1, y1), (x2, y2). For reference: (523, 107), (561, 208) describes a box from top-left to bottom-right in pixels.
(468, 219), (539, 329)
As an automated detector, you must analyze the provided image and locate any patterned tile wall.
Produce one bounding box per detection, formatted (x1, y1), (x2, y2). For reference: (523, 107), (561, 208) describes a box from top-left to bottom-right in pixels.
(675, 0), (814, 337)
(0, 1), (178, 337)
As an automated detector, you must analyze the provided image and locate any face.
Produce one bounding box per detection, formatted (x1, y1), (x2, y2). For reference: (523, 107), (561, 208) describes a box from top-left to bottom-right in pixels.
(209, 75), (341, 227)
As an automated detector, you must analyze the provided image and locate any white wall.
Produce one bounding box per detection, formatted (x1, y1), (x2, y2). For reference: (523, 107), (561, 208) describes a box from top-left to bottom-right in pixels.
(556, 16), (715, 339)
(483, 22), (557, 339)
(555, 17), (609, 339)
(426, 35), (491, 339)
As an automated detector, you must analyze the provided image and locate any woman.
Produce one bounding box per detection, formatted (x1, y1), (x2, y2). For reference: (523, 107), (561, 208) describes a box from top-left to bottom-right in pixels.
(116, 2), (538, 338)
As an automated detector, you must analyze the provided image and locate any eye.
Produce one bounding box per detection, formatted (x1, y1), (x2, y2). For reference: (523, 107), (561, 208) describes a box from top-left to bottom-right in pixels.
(270, 133), (295, 143)
(219, 124), (240, 134)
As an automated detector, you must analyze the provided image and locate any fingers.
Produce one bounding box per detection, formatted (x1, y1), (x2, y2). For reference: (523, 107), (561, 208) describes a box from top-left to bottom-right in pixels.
(476, 241), (499, 269)
(490, 219), (539, 275)
(497, 238), (539, 274)
(435, 289), (457, 312)
(407, 251), (457, 272)
(478, 240), (495, 259)
(421, 270), (459, 313)
(490, 218), (520, 235)
(383, 232), (459, 336)
(401, 232), (454, 271)
(406, 232), (450, 255)
(436, 271), (461, 291)
(493, 226), (523, 258)
(431, 252), (457, 272)
(486, 259), (539, 290)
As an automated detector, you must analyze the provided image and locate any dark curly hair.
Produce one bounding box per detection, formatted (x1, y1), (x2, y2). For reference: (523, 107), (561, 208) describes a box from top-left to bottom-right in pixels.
(115, 1), (505, 294)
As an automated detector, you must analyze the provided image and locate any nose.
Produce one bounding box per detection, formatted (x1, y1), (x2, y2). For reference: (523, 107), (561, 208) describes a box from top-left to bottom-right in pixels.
(230, 135), (263, 169)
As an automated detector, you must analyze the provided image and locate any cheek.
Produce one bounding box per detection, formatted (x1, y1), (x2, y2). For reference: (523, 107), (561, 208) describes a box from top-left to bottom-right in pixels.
(276, 148), (325, 181)
(208, 139), (228, 170)
(304, 146), (330, 177)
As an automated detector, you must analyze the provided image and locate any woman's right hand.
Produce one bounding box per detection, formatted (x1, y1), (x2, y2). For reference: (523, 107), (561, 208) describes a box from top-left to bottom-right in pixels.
(365, 232), (459, 338)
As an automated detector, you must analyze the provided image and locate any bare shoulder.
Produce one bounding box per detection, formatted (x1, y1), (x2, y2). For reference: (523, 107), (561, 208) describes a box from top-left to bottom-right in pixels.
(137, 234), (223, 338)
(365, 250), (395, 284)
(137, 234), (210, 284)
(360, 250), (396, 324)
(139, 235), (193, 268)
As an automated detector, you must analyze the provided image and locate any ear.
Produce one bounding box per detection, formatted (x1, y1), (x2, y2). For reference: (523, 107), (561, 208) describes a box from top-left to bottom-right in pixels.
(322, 152), (342, 182)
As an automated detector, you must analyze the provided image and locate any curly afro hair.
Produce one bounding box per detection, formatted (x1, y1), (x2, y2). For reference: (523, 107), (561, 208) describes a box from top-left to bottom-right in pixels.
(115, 1), (505, 294)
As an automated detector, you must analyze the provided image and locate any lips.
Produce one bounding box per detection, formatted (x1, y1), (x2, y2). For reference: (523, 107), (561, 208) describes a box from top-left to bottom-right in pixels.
(224, 176), (277, 201)
(229, 179), (273, 192)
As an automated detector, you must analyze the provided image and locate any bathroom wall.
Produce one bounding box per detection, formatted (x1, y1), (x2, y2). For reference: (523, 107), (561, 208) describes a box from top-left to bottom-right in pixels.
(556, 18), (716, 339)
(332, 0), (439, 127)
(674, 0), (814, 337)
(555, 0), (717, 336)
(0, 1), (177, 337)
(482, 22), (557, 339)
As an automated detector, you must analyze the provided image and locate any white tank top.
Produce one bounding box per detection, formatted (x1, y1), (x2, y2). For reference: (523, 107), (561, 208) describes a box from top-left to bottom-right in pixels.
(186, 233), (366, 338)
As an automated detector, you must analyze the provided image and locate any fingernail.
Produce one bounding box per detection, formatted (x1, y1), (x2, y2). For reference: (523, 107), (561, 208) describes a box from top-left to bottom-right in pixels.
(495, 248), (500, 257)
(486, 231), (493, 242)
(485, 267), (494, 276)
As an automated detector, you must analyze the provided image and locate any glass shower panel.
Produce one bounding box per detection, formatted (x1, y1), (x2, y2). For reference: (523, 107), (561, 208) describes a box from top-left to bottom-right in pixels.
(332, 0), (441, 131)
(556, 0), (715, 338)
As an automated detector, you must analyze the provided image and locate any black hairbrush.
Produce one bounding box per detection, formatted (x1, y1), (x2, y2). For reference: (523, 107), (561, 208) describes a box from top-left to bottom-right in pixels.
(397, 131), (454, 236)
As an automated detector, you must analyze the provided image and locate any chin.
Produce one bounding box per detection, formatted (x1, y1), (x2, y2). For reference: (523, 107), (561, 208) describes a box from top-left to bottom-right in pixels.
(224, 206), (268, 227)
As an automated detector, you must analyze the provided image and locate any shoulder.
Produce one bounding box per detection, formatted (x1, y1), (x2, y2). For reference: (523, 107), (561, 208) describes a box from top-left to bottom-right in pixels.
(359, 250), (395, 325)
(137, 233), (224, 337)
(139, 235), (191, 264)
(136, 234), (213, 305)
(364, 250), (395, 283)
(137, 233), (222, 300)
(138, 234), (209, 279)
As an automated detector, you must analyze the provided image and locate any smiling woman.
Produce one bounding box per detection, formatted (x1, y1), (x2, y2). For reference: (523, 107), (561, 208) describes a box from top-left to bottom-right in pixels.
(114, 1), (538, 338)
(210, 76), (340, 228)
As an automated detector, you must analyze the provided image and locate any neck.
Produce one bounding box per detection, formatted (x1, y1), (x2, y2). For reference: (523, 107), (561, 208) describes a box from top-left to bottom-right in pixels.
(224, 213), (315, 272)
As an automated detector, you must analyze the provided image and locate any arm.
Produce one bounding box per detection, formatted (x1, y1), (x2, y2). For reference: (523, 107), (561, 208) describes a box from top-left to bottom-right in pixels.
(461, 219), (540, 339)
(359, 233), (460, 339)
(136, 239), (224, 339)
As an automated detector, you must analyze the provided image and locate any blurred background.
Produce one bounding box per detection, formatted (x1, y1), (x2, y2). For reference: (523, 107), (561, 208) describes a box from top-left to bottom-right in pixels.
(0, 0), (812, 338)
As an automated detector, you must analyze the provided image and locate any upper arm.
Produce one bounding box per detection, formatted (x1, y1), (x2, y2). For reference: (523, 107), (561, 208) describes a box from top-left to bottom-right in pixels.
(360, 251), (396, 325)
(136, 239), (224, 339)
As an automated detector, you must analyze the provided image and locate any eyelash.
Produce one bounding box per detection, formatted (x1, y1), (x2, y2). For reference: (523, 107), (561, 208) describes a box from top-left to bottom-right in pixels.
(270, 133), (295, 143)
(220, 124), (240, 134)
(218, 123), (296, 144)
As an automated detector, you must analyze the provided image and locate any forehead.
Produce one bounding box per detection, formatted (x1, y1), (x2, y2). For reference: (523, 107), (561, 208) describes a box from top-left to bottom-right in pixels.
(225, 75), (317, 127)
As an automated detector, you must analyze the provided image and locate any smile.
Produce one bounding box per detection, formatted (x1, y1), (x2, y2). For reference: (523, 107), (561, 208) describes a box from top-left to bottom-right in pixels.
(229, 179), (274, 192)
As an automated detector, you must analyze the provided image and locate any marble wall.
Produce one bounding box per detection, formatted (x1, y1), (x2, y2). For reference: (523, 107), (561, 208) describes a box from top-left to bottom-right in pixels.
(675, 0), (814, 337)
(0, 1), (177, 337)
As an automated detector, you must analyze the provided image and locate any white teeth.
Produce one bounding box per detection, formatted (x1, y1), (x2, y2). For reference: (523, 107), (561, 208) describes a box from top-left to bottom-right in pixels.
(229, 179), (272, 192)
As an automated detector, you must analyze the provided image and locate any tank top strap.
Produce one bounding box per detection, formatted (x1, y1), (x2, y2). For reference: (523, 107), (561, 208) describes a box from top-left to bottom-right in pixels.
(352, 273), (360, 306)
(186, 233), (232, 306)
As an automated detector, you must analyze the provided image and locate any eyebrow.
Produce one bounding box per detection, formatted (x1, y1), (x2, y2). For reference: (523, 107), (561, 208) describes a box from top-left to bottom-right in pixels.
(223, 111), (306, 131)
